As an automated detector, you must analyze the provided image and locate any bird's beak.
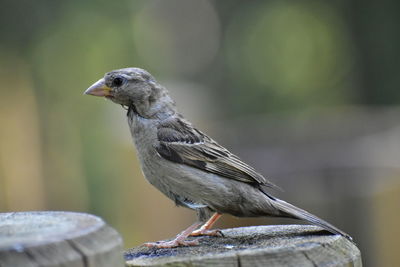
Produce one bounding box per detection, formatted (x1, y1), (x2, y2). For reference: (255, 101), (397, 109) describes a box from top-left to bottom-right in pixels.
(84, 78), (112, 97)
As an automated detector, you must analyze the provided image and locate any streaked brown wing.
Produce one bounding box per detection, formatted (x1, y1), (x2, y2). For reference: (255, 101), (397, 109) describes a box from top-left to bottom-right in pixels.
(155, 117), (279, 189)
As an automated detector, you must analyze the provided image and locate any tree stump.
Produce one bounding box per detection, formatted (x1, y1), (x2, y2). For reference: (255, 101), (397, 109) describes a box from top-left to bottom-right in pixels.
(125, 225), (361, 267)
(0, 211), (124, 267)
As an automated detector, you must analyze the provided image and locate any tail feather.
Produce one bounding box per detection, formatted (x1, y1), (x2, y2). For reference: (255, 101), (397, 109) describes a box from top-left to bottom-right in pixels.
(272, 197), (352, 241)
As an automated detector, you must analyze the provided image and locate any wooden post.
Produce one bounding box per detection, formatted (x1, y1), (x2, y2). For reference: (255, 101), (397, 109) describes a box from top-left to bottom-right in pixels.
(0, 211), (124, 267)
(125, 225), (362, 267)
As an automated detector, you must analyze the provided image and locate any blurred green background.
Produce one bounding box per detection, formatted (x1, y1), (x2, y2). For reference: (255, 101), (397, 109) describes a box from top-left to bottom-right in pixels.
(1, 0), (399, 265)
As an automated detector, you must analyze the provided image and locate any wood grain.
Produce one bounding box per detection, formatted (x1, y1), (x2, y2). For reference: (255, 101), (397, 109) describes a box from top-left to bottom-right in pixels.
(0, 211), (124, 267)
(125, 225), (361, 267)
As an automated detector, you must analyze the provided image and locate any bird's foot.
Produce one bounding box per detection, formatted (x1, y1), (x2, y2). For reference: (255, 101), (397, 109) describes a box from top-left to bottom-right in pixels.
(144, 239), (199, 248)
(190, 228), (223, 237)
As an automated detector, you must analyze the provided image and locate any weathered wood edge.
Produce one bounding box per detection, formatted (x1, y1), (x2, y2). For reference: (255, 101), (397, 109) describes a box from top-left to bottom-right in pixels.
(0, 211), (124, 267)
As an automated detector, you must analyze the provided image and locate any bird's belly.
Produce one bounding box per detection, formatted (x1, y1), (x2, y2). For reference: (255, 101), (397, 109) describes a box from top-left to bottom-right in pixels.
(139, 155), (276, 217)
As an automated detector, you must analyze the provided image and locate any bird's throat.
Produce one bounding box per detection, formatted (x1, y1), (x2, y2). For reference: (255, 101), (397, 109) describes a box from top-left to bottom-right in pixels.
(127, 104), (138, 117)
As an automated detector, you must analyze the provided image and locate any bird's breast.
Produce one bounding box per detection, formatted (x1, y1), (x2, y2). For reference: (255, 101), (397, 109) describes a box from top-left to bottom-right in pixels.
(127, 114), (170, 190)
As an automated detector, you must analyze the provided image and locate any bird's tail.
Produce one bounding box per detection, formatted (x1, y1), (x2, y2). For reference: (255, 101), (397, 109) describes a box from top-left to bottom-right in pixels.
(270, 196), (352, 241)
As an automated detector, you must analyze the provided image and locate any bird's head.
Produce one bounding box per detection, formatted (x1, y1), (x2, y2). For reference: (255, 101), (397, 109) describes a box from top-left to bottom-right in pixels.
(85, 67), (175, 118)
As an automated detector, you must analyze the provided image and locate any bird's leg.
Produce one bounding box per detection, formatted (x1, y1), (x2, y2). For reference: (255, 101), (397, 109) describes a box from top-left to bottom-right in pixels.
(190, 213), (222, 236)
(144, 221), (202, 248)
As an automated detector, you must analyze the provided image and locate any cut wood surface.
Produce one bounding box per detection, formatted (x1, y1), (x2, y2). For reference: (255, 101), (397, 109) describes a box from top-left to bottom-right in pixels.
(125, 225), (361, 267)
(0, 211), (124, 267)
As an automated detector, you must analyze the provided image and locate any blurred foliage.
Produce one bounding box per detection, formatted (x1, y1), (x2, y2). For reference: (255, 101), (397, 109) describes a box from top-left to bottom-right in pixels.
(0, 0), (399, 266)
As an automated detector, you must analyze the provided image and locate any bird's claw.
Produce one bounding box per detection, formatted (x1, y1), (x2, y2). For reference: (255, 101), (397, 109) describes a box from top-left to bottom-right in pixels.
(144, 239), (199, 248)
(190, 229), (223, 237)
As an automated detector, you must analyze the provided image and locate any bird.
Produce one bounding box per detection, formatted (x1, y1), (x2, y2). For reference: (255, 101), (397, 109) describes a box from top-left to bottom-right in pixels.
(84, 67), (352, 248)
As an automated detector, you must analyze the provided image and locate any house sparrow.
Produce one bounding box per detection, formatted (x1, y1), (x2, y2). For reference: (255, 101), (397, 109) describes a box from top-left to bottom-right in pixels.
(85, 67), (352, 248)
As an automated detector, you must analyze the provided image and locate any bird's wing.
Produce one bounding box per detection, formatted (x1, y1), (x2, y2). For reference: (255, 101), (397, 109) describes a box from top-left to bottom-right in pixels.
(155, 116), (279, 189)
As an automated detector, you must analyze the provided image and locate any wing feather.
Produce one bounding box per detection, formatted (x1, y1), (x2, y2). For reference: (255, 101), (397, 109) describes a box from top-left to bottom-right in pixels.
(155, 117), (279, 189)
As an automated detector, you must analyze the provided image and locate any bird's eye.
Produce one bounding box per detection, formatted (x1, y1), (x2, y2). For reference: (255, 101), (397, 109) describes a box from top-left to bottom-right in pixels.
(112, 77), (125, 87)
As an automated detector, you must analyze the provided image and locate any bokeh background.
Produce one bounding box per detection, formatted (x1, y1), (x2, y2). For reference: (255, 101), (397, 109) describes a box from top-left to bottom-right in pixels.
(1, 0), (399, 265)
